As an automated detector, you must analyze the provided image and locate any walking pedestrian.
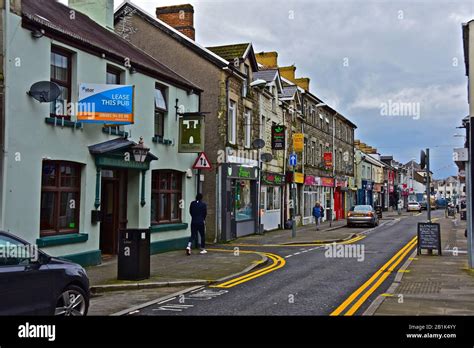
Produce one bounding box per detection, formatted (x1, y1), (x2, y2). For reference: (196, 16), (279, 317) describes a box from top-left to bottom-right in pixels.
(186, 193), (207, 255)
(313, 202), (324, 231)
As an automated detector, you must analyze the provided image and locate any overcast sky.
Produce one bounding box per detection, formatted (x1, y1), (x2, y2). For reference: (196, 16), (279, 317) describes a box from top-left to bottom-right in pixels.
(64, 0), (474, 178)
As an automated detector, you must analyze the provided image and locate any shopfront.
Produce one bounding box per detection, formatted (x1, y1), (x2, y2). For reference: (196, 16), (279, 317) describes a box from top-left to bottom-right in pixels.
(373, 183), (383, 208)
(303, 175), (321, 225)
(286, 171), (305, 225)
(334, 178), (348, 220)
(321, 177), (334, 221)
(221, 164), (259, 240)
(260, 172), (285, 231)
(358, 180), (374, 206)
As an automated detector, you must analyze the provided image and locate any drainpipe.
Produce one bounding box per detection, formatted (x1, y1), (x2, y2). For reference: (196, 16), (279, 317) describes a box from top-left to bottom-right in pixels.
(1, 1), (10, 230)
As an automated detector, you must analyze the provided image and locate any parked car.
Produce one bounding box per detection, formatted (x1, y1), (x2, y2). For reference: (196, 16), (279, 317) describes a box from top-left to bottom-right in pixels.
(347, 205), (379, 227)
(0, 231), (90, 316)
(407, 201), (422, 212)
(420, 200), (427, 210)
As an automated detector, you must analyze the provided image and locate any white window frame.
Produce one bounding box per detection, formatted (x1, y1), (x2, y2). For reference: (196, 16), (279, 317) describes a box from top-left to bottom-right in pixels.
(228, 100), (236, 144)
(244, 108), (251, 148)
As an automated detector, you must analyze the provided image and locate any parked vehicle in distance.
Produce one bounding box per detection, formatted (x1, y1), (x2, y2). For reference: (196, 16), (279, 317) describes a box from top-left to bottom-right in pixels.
(347, 205), (379, 228)
(0, 231), (90, 316)
(420, 200), (427, 210)
(407, 201), (422, 212)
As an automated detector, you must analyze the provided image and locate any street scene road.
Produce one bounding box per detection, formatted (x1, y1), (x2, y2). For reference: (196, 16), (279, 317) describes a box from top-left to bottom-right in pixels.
(131, 211), (438, 316)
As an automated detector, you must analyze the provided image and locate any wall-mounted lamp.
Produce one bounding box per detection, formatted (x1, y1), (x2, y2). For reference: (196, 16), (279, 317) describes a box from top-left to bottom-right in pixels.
(31, 29), (45, 39)
(129, 66), (137, 74)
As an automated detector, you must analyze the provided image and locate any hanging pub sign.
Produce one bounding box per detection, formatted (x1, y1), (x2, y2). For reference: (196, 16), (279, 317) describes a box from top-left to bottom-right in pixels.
(324, 152), (333, 168)
(271, 125), (286, 150)
(77, 83), (134, 124)
(293, 133), (304, 153)
(178, 115), (205, 153)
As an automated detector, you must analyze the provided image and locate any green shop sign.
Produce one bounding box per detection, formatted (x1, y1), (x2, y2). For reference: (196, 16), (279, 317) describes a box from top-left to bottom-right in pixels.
(261, 172), (285, 185)
(226, 164), (258, 179)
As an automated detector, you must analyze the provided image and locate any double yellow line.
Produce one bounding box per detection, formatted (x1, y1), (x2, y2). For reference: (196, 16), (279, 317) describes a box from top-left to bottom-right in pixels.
(208, 249), (286, 289)
(330, 235), (417, 316)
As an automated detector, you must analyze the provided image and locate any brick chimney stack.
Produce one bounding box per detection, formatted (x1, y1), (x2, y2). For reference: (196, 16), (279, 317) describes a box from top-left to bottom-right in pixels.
(156, 4), (195, 41)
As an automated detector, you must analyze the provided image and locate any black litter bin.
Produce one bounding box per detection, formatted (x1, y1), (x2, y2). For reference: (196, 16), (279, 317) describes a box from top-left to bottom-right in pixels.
(375, 206), (383, 219)
(461, 210), (467, 221)
(118, 228), (150, 280)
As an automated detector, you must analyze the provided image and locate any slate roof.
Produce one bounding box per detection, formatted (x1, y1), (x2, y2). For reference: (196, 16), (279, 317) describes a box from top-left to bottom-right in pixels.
(114, 1), (230, 69)
(89, 138), (158, 160)
(22, 0), (201, 92)
(253, 69), (278, 83)
(279, 85), (298, 99)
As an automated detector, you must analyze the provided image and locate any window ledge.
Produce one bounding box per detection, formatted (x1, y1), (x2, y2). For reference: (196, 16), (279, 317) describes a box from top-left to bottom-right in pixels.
(36, 233), (88, 248)
(45, 117), (83, 129)
(102, 127), (129, 137)
(150, 223), (188, 233)
(152, 136), (173, 145)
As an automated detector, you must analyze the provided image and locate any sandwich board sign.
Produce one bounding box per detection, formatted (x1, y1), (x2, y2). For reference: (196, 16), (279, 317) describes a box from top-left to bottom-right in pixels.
(193, 152), (212, 170)
(417, 222), (441, 255)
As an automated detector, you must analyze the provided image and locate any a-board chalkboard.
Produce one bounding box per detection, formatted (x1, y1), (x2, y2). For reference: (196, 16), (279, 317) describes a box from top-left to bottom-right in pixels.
(417, 222), (441, 255)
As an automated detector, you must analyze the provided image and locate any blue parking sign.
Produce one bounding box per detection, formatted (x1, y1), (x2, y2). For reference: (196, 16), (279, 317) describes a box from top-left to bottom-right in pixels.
(289, 153), (297, 167)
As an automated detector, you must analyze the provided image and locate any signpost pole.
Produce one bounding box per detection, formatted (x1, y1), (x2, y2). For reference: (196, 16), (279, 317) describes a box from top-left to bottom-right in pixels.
(292, 163), (296, 238)
(426, 148), (431, 223)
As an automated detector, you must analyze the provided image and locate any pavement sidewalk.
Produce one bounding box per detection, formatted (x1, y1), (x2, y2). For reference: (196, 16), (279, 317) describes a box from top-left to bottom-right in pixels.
(86, 248), (265, 315)
(228, 218), (361, 246)
(366, 215), (474, 315)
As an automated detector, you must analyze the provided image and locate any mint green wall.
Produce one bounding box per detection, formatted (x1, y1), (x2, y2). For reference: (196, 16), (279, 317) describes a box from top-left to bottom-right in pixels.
(4, 12), (198, 257)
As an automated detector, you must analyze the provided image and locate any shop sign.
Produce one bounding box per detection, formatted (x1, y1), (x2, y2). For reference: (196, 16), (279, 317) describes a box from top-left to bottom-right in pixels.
(262, 172), (286, 185)
(293, 133), (304, 153)
(305, 175), (323, 186)
(226, 165), (258, 180)
(287, 172), (304, 184)
(78, 83), (134, 124)
(324, 152), (333, 168)
(271, 125), (286, 150)
(335, 179), (347, 187)
(363, 180), (373, 191)
(374, 183), (383, 192)
(178, 115), (205, 153)
(321, 177), (334, 187)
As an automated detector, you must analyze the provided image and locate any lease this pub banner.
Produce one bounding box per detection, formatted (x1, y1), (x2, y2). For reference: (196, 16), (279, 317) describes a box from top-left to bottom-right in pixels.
(77, 83), (134, 124)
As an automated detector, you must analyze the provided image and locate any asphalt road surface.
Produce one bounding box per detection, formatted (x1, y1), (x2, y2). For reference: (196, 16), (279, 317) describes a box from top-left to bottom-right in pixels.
(133, 210), (441, 316)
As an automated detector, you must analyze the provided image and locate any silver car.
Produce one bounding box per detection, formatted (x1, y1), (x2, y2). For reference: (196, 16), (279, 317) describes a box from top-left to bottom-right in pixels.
(347, 205), (379, 227)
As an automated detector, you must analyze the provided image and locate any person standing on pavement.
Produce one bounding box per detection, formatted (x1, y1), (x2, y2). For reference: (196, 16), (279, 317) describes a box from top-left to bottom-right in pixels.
(313, 202), (324, 231)
(186, 193), (207, 255)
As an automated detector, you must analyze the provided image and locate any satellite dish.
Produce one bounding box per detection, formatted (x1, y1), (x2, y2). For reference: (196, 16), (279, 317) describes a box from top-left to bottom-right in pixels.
(261, 153), (273, 163)
(252, 138), (265, 149)
(28, 81), (61, 103)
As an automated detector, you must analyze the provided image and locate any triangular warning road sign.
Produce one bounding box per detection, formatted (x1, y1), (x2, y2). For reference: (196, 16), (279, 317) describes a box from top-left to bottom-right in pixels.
(192, 152), (212, 170)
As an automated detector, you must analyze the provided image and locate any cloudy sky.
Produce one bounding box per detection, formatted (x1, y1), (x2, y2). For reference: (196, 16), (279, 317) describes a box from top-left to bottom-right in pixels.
(66, 0), (474, 178)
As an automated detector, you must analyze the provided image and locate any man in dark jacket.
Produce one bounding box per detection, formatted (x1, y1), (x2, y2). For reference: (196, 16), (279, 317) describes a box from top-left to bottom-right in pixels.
(186, 193), (207, 255)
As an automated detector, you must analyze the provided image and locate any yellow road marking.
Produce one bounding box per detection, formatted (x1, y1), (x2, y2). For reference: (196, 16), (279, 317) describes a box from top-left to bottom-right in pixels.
(344, 239), (416, 315)
(208, 249), (286, 289)
(397, 269), (411, 273)
(431, 218), (439, 222)
(381, 293), (394, 297)
(414, 213), (422, 216)
(330, 236), (417, 316)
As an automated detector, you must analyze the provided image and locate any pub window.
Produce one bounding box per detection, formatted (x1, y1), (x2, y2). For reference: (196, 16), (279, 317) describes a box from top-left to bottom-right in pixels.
(50, 46), (72, 119)
(154, 85), (167, 138)
(106, 66), (122, 85)
(244, 109), (252, 148)
(151, 170), (182, 224)
(40, 161), (81, 236)
(266, 186), (281, 211)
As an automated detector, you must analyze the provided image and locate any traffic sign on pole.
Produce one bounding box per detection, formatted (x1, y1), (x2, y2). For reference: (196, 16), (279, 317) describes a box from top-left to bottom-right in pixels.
(192, 152), (212, 170)
(289, 153), (297, 167)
